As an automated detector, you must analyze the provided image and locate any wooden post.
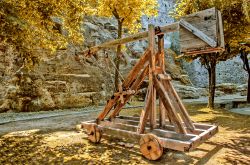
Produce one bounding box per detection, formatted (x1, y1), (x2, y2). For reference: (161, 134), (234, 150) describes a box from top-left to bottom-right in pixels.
(157, 34), (165, 127)
(148, 24), (157, 129)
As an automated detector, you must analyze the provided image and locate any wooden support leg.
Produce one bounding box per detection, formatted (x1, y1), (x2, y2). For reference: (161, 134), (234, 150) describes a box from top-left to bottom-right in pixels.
(148, 24), (157, 129)
(159, 99), (166, 127)
(166, 80), (195, 131)
(137, 85), (153, 134)
(96, 96), (119, 122)
(153, 75), (187, 134)
(150, 86), (157, 129)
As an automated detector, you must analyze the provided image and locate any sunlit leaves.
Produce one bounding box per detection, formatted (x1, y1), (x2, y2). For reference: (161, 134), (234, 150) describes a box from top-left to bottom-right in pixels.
(0, 0), (94, 67)
(95, 0), (158, 33)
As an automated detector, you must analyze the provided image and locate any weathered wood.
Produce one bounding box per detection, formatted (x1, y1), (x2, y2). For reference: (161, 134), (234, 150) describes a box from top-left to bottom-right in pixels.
(153, 76), (187, 134)
(165, 79), (196, 131)
(97, 96), (119, 122)
(117, 116), (212, 131)
(109, 65), (150, 119)
(114, 117), (202, 135)
(180, 7), (218, 53)
(183, 47), (224, 55)
(180, 19), (217, 48)
(148, 24), (157, 129)
(100, 120), (195, 140)
(217, 10), (225, 48)
(137, 85), (153, 134)
(80, 23), (179, 57)
(139, 134), (163, 160)
(122, 49), (150, 88)
(83, 123), (102, 143)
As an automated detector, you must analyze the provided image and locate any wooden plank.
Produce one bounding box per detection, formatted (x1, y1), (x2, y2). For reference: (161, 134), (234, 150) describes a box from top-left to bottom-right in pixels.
(188, 125), (218, 151)
(180, 7), (218, 53)
(96, 96), (119, 122)
(80, 22), (179, 57)
(137, 85), (153, 133)
(183, 47), (224, 55)
(99, 120), (195, 141)
(163, 79), (196, 131)
(158, 35), (166, 128)
(148, 24), (157, 129)
(122, 49), (150, 88)
(114, 117), (204, 135)
(180, 19), (217, 48)
(117, 116), (214, 132)
(153, 76), (187, 134)
(217, 10), (225, 48)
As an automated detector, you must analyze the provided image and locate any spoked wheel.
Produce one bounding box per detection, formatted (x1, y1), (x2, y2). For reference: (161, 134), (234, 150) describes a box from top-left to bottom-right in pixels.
(139, 134), (163, 160)
(87, 124), (102, 143)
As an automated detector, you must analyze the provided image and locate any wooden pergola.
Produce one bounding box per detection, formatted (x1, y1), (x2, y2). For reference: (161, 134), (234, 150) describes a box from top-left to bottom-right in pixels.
(81, 8), (224, 160)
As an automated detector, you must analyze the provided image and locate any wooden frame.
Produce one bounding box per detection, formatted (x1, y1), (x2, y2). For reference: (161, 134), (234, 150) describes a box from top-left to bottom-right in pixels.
(82, 116), (218, 152)
(80, 8), (223, 160)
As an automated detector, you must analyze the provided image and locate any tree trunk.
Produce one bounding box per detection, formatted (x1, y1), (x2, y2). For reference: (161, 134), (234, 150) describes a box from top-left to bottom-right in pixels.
(114, 21), (122, 92)
(248, 73), (250, 103)
(240, 50), (250, 103)
(208, 54), (217, 109)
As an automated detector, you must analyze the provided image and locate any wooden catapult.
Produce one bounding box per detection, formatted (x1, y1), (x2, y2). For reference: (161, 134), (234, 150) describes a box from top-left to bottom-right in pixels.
(81, 8), (224, 160)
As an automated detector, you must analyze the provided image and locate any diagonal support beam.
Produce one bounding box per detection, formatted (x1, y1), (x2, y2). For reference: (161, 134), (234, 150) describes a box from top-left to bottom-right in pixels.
(108, 65), (150, 119)
(180, 19), (217, 48)
(153, 75), (187, 134)
(137, 85), (153, 134)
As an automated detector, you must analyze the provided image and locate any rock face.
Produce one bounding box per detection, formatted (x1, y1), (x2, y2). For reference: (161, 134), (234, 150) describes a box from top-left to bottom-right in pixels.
(173, 83), (207, 99)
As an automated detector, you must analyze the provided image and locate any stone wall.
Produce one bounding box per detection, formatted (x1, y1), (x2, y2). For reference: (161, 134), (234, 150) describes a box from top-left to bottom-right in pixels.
(182, 56), (248, 87)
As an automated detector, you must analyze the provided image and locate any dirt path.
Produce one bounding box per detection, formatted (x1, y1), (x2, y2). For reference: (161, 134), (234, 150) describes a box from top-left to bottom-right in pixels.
(0, 104), (249, 164)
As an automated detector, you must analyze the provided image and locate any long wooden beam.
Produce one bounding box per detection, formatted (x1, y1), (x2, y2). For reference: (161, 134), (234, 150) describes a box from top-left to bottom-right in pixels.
(79, 22), (179, 57)
(153, 76), (187, 134)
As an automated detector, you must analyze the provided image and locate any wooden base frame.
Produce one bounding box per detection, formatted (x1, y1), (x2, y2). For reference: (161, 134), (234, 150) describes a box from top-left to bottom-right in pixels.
(82, 116), (218, 152)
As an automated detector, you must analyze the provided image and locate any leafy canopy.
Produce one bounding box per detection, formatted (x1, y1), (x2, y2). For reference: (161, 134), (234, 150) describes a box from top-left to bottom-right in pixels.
(0, 0), (94, 63)
(96, 0), (158, 33)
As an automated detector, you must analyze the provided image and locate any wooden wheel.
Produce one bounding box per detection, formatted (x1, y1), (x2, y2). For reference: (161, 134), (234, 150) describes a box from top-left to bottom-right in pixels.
(87, 124), (102, 143)
(139, 134), (163, 160)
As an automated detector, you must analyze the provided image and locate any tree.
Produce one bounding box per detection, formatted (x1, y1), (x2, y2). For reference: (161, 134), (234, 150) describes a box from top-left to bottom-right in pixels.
(239, 44), (250, 103)
(95, 0), (157, 91)
(172, 0), (250, 108)
(0, 0), (94, 68)
(0, 0), (95, 112)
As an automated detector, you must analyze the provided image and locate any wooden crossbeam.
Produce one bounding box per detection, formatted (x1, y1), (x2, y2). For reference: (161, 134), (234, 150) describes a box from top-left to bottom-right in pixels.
(108, 65), (150, 119)
(114, 84), (135, 104)
(180, 19), (217, 48)
(80, 23), (179, 57)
